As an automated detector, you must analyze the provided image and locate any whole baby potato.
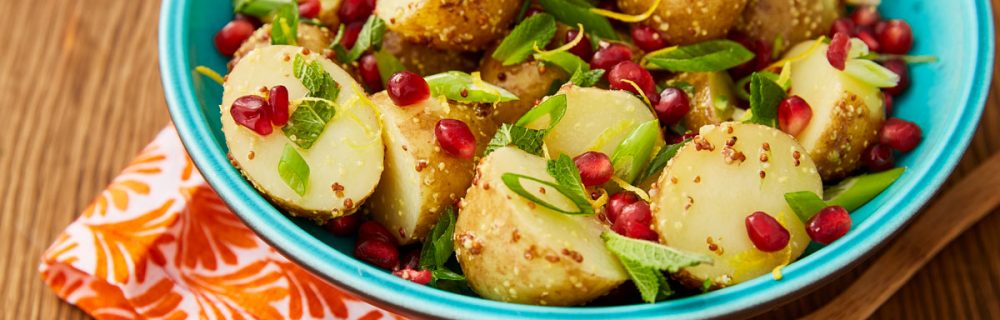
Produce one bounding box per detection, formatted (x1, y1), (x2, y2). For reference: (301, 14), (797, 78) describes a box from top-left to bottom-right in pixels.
(617, 0), (749, 45)
(376, 0), (522, 51)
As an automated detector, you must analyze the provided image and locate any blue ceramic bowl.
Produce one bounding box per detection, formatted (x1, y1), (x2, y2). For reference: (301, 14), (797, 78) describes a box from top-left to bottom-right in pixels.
(160, 1), (994, 318)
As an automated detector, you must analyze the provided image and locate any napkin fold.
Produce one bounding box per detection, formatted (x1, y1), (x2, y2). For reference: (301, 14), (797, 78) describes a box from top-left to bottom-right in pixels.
(39, 126), (399, 320)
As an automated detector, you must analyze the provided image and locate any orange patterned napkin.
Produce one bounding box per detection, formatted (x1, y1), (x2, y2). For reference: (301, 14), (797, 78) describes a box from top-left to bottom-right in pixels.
(39, 126), (401, 320)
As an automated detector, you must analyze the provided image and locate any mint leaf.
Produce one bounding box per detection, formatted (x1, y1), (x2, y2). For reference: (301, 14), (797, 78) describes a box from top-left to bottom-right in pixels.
(569, 68), (605, 87)
(493, 13), (557, 66)
(546, 155), (592, 211)
(339, 16), (387, 63)
(293, 55), (342, 101)
(619, 257), (662, 303)
(234, 0), (294, 18)
(282, 99), (336, 149)
(537, 0), (618, 41)
(639, 139), (690, 184)
(431, 268), (466, 281)
(748, 73), (785, 127)
(373, 50), (406, 87)
(278, 144), (309, 195)
(533, 51), (603, 87)
(655, 271), (674, 300)
(515, 94), (568, 131)
(784, 191), (829, 222)
(602, 232), (713, 272)
(425, 71), (519, 103)
(420, 207), (457, 269)
(500, 173), (594, 215)
(825, 167), (905, 211)
(270, 3), (299, 45)
(644, 40), (755, 72)
(611, 120), (661, 184)
(485, 124), (546, 156)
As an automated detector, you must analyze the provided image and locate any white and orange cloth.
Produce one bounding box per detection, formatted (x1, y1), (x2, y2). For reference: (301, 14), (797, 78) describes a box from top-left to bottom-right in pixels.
(39, 126), (400, 320)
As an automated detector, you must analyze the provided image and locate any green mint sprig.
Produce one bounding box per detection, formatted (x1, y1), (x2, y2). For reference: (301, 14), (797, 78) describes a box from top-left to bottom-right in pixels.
(602, 232), (713, 303)
(643, 40), (755, 72)
(493, 13), (557, 66)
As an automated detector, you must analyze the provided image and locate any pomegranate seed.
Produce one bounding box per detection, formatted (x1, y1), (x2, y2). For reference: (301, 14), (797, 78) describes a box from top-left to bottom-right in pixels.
(827, 32), (851, 70)
(298, 0), (321, 19)
(654, 88), (691, 126)
(612, 201), (658, 241)
(359, 53), (383, 91)
(354, 239), (399, 269)
(214, 19), (255, 56)
(856, 30), (881, 53)
(338, 0), (374, 23)
(435, 119), (476, 159)
(729, 33), (772, 78)
(268, 86), (290, 126)
(830, 18), (857, 37)
(877, 20), (914, 54)
(358, 221), (396, 243)
(880, 118), (922, 152)
(778, 96), (813, 136)
(862, 144), (895, 172)
(608, 61), (658, 103)
(850, 6), (881, 27)
(234, 14), (262, 28)
(340, 21), (365, 49)
(881, 59), (910, 96)
(523, 7), (544, 18)
(806, 206), (852, 245)
(325, 214), (362, 236)
(393, 268), (432, 285)
(618, 201), (652, 225)
(745, 211), (790, 252)
(573, 152), (614, 187)
(387, 71), (430, 106)
(606, 192), (639, 224)
(565, 29), (594, 61)
(590, 44), (633, 71)
(883, 92), (894, 114)
(398, 247), (421, 270)
(631, 25), (666, 52)
(231, 95), (273, 135)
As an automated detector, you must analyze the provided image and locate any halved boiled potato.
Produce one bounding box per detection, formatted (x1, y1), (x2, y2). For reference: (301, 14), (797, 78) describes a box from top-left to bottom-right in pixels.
(229, 23), (334, 70)
(650, 122), (821, 288)
(479, 57), (569, 124)
(382, 31), (480, 76)
(736, 0), (841, 52)
(786, 42), (885, 180)
(671, 72), (738, 131)
(456, 147), (627, 305)
(367, 93), (499, 244)
(223, 45), (384, 222)
(523, 86), (663, 158)
(618, 0), (749, 45)
(375, 0), (520, 51)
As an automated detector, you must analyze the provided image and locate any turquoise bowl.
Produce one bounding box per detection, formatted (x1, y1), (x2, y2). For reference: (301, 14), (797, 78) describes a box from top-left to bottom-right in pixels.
(160, 1), (994, 318)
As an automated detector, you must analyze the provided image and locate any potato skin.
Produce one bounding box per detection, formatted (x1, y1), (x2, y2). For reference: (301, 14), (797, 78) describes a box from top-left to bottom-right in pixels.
(478, 57), (569, 124)
(376, 0), (521, 51)
(367, 93), (499, 244)
(318, 0), (343, 28)
(229, 23), (333, 70)
(672, 72), (738, 131)
(618, 0), (749, 45)
(735, 0), (841, 52)
(382, 31), (480, 76)
(801, 93), (882, 180)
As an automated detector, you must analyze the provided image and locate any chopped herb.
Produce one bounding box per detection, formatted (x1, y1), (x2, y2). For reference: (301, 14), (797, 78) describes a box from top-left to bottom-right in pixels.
(611, 120), (661, 184)
(292, 55), (341, 101)
(843, 59), (901, 88)
(784, 191), (829, 222)
(270, 3), (299, 45)
(515, 94), (568, 131)
(425, 71), (519, 103)
(569, 68), (605, 87)
(373, 50), (406, 86)
(545, 155), (591, 209)
(514, 0), (534, 22)
(639, 139), (690, 183)
(535, 50), (587, 75)
(665, 80), (696, 96)
(747, 72), (785, 127)
(337, 15), (387, 63)
(431, 268), (466, 281)
(493, 13), (557, 66)
(537, 0), (618, 40)
(602, 232), (712, 303)
(619, 257), (663, 303)
(233, 0), (293, 20)
(485, 124), (547, 156)
(283, 99), (336, 149)
(420, 207), (457, 270)
(644, 40), (755, 72)
(825, 167), (905, 211)
(278, 144), (310, 195)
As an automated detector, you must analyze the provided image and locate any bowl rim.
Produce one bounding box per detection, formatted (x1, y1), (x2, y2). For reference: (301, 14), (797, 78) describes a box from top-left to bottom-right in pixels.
(159, 1), (995, 319)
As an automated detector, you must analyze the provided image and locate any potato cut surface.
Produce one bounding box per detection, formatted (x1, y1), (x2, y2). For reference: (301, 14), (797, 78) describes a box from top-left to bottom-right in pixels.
(222, 46), (384, 221)
(651, 123), (821, 288)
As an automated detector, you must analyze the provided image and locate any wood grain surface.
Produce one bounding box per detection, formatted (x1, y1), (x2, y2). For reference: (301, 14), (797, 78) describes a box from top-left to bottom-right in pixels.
(0, 0), (996, 319)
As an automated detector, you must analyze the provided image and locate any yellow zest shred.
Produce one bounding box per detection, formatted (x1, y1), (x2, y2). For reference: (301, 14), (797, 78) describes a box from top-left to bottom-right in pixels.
(541, 142), (553, 160)
(611, 176), (650, 202)
(589, 188), (609, 210)
(776, 61), (792, 88)
(771, 214), (795, 280)
(620, 79), (652, 107)
(765, 36), (827, 71)
(194, 66), (225, 85)
(590, 0), (662, 23)
(535, 24), (586, 55)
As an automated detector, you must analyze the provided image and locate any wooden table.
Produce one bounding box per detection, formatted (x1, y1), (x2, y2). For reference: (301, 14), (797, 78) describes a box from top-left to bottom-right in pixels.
(0, 0), (997, 318)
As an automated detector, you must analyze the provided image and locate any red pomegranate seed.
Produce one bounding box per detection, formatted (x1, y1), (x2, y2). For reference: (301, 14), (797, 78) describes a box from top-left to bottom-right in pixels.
(435, 119), (476, 159)
(590, 44), (633, 71)
(565, 29), (594, 61)
(850, 6), (881, 27)
(358, 221), (396, 243)
(325, 214), (362, 236)
(354, 239), (399, 269)
(827, 32), (851, 71)
(338, 0), (374, 23)
(631, 25), (666, 52)
(398, 247), (421, 270)
(234, 14), (262, 28)
(883, 92), (894, 114)
(830, 18), (857, 37)
(340, 21), (365, 49)
(393, 268), (432, 285)
(745, 211), (790, 252)
(612, 202), (658, 241)
(573, 152), (614, 187)
(880, 118), (923, 152)
(231, 95), (273, 135)
(881, 59), (910, 96)
(605, 192), (639, 224)
(608, 61), (658, 103)
(214, 19), (255, 56)
(778, 96), (813, 136)
(268, 86), (290, 126)
(877, 20), (914, 54)
(359, 53), (383, 91)
(856, 30), (881, 53)
(654, 88), (691, 126)
(806, 206), (852, 245)
(618, 201), (652, 225)
(387, 71), (430, 107)
(298, 0), (321, 19)
(862, 144), (895, 172)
